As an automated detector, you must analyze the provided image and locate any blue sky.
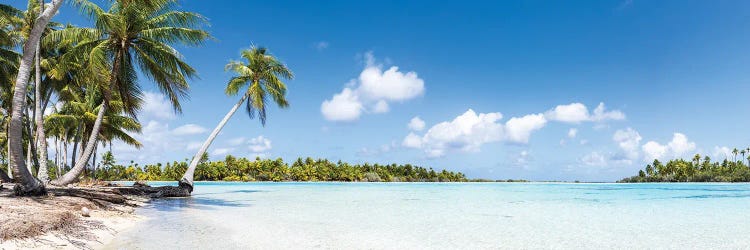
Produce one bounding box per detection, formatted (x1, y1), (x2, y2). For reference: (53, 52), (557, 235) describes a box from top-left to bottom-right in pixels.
(15, 0), (750, 181)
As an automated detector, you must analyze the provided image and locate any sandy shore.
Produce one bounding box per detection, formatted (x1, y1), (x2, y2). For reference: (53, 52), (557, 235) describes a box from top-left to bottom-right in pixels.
(0, 185), (144, 250)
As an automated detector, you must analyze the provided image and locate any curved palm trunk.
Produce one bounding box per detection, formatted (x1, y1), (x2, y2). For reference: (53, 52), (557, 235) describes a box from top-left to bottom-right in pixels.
(8, 0), (65, 195)
(34, 6), (49, 182)
(50, 101), (107, 186)
(179, 94), (247, 193)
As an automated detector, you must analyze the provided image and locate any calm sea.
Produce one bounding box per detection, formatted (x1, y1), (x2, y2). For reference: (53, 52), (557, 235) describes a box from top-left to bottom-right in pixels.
(105, 182), (750, 249)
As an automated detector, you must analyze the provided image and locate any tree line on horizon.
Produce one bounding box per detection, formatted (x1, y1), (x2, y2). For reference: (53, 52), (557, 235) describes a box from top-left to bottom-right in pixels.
(619, 149), (750, 182)
(0, 0), (301, 196)
(69, 153), (469, 182)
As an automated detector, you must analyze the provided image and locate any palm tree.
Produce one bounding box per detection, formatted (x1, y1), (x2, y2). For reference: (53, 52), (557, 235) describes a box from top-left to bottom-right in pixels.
(6, 0), (65, 195)
(732, 148), (739, 162)
(179, 46), (293, 193)
(47, 0), (209, 186)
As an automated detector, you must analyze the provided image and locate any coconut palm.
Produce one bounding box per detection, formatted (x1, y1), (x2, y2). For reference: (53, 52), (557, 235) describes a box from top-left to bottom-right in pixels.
(6, 0), (65, 195)
(179, 46), (293, 193)
(46, 0), (209, 186)
(732, 148), (739, 162)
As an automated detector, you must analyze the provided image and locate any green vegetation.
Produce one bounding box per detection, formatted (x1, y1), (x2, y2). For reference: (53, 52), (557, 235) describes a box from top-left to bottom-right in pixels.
(77, 153), (468, 182)
(619, 151), (750, 182)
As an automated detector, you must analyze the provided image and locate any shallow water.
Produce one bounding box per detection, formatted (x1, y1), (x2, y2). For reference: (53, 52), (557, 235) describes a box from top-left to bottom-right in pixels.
(105, 182), (750, 249)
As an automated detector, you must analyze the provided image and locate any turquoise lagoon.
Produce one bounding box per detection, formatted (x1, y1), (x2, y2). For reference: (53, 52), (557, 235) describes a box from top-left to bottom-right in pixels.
(105, 182), (750, 249)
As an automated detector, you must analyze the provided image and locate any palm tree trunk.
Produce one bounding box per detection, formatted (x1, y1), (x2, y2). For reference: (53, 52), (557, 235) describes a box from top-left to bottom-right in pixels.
(8, 0), (64, 195)
(51, 101), (107, 186)
(179, 94), (248, 193)
(70, 124), (80, 169)
(34, 12), (49, 182)
(6, 125), (11, 180)
(91, 143), (97, 179)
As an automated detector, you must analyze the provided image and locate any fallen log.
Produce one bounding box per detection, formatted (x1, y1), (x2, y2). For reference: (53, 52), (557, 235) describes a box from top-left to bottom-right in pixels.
(47, 187), (127, 204)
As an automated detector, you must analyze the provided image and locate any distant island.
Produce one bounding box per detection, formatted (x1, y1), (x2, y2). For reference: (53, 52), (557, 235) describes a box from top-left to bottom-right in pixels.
(619, 151), (750, 182)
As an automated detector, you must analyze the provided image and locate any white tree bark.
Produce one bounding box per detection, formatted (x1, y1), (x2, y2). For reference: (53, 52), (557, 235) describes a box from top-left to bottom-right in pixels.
(8, 0), (65, 194)
(180, 94), (248, 192)
(34, 0), (49, 183)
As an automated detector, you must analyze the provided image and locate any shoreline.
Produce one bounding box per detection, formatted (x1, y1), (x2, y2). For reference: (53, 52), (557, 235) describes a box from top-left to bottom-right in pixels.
(0, 187), (146, 250)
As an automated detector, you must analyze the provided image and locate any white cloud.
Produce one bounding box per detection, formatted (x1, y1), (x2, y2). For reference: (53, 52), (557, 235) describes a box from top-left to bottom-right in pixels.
(321, 52), (424, 121)
(171, 124), (207, 136)
(641, 133), (696, 161)
(227, 137), (246, 146)
(186, 141), (202, 151)
(407, 116), (426, 131)
(141, 92), (175, 120)
(568, 128), (578, 138)
(403, 109), (507, 158)
(546, 103), (589, 123)
(545, 102), (625, 124)
(581, 151), (608, 167)
(372, 100), (389, 113)
(612, 128), (642, 162)
(642, 141), (668, 161)
(515, 150), (532, 167)
(667, 133), (696, 157)
(211, 148), (233, 157)
(402, 132), (423, 148)
(712, 146), (733, 160)
(505, 114), (547, 144)
(358, 65), (424, 102)
(248, 136), (272, 153)
(591, 103), (626, 122)
(321, 88), (363, 121)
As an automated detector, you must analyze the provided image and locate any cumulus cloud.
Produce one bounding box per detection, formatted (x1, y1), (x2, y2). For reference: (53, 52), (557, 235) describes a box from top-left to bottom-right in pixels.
(171, 124), (207, 136)
(408, 116), (426, 131)
(514, 150), (532, 167)
(141, 92), (175, 120)
(505, 114), (547, 144)
(227, 137), (246, 146)
(568, 128), (578, 138)
(211, 148), (233, 157)
(712, 146), (733, 160)
(591, 103), (625, 122)
(545, 102), (625, 124)
(321, 88), (363, 121)
(248, 136), (272, 153)
(612, 128), (642, 163)
(546, 103), (589, 123)
(402, 132), (423, 148)
(403, 109), (549, 157)
(641, 133), (696, 161)
(321, 52), (424, 121)
(186, 141), (202, 151)
(409, 109), (504, 157)
(372, 100), (390, 113)
(581, 151), (608, 167)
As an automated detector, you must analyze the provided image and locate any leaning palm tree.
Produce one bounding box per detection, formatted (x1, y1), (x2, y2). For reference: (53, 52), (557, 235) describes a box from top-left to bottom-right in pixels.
(6, 0), (65, 195)
(47, 0), (209, 186)
(179, 46), (293, 194)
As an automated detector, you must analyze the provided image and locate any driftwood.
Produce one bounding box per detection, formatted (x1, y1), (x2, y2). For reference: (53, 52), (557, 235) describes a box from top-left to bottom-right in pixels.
(39, 182), (190, 207)
(113, 182), (190, 198)
(48, 187), (127, 204)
